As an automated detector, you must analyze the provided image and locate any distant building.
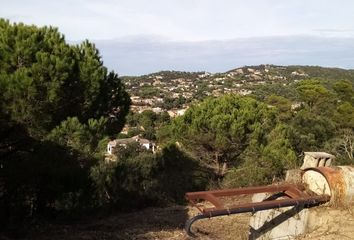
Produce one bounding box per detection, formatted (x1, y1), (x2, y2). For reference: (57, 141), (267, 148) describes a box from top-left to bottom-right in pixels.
(291, 102), (302, 111)
(198, 72), (212, 78)
(120, 126), (129, 134)
(155, 97), (164, 103)
(167, 108), (188, 118)
(107, 135), (155, 155)
(238, 89), (252, 96)
(291, 71), (309, 77)
(167, 110), (177, 118)
(177, 108), (187, 116)
(152, 107), (163, 113)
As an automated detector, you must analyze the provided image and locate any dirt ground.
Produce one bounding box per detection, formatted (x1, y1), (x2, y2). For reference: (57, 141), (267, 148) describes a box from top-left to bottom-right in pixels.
(19, 205), (249, 240)
(297, 206), (354, 240)
(3, 204), (354, 240)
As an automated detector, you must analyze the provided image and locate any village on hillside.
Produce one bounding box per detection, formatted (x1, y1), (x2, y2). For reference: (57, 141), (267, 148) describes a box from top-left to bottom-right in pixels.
(102, 65), (314, 157)
(122, 65), (309, 116)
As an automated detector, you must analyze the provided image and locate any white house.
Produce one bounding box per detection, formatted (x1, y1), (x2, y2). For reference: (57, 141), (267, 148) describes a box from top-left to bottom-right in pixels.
(107, 135), (155, 155)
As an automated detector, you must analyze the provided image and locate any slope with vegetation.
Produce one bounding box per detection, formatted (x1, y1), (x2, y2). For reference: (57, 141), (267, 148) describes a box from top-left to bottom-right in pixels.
(161, 78), (354, 186)
(122, 65), (354, 114)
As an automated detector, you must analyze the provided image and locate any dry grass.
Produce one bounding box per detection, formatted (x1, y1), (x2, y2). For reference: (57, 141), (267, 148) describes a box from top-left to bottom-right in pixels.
(24, 205), (250, 240)
(8, 201), (354, 240)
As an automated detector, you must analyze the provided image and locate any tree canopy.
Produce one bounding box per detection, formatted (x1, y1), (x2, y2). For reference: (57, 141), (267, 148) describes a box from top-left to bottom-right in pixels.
(0, 19), (130, 138)
(170, 95), (278, 178)
(0, 19), (131, 226)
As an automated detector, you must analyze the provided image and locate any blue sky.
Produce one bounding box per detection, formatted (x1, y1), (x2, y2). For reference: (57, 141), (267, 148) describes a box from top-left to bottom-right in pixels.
(2, 0), (354, 74)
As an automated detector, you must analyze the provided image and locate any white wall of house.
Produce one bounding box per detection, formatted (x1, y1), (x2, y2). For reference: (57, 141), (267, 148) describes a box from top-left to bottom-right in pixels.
(107, 140), (156, 155)
(107, 144), (114, 155)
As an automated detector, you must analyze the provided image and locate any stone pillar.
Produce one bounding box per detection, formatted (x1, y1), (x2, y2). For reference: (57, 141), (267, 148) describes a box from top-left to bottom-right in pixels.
(249, 193), (309, 240)
(300, 152), (335, 170)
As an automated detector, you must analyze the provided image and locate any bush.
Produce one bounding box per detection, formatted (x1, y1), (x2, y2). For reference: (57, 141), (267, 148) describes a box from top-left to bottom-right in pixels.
(89, 143), (208, 208)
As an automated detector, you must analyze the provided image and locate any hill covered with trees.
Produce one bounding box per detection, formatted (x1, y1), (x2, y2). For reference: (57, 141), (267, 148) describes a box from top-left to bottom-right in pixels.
(121, 65), (354, 112)
(118, 65), (354, 205)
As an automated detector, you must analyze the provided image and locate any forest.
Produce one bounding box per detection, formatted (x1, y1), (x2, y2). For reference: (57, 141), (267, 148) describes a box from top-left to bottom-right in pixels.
(1, 19), (354, 235)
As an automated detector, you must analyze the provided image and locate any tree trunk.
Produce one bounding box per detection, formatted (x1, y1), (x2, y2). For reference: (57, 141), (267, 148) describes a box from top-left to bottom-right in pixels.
(215, 152), (220, 175)
(221, 162), (227, 176)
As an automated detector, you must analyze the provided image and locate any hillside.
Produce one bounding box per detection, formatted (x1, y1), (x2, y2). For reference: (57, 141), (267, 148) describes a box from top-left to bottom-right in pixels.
(122, 65), (354, 113)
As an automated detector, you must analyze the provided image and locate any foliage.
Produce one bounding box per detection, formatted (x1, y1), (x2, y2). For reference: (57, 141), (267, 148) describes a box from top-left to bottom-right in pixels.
(288, 109), (335, 154)
(159, 96), (187, 110)
(0, 19), (130, 138)
(225, 124), (297, 186)
(250, 83), (298, 101)
(325, 128), (354, 164)
(139, 86), (162, 98)
(265, 95), (293, 122)
(333, 80), (354, 104)
(0, 19), (130, 227)
(90, 143), (207, 208)
(333, 102), (354, 129)
(169, 95), (277, 180)
(125, 110), (171, 140)
(296, 79), (333, 109)
(154, 143), (208, 203)
(0, 123), (91, 225)
(46, 116), (109, 158)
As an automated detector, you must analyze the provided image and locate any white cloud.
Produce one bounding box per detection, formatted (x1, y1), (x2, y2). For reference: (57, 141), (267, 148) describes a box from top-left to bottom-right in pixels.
(94, 35), (354, 75)
(1, 0), (354, 41)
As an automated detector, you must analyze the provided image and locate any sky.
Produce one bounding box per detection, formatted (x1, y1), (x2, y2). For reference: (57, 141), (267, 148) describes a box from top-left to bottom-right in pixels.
(2, 0), (354, 75)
